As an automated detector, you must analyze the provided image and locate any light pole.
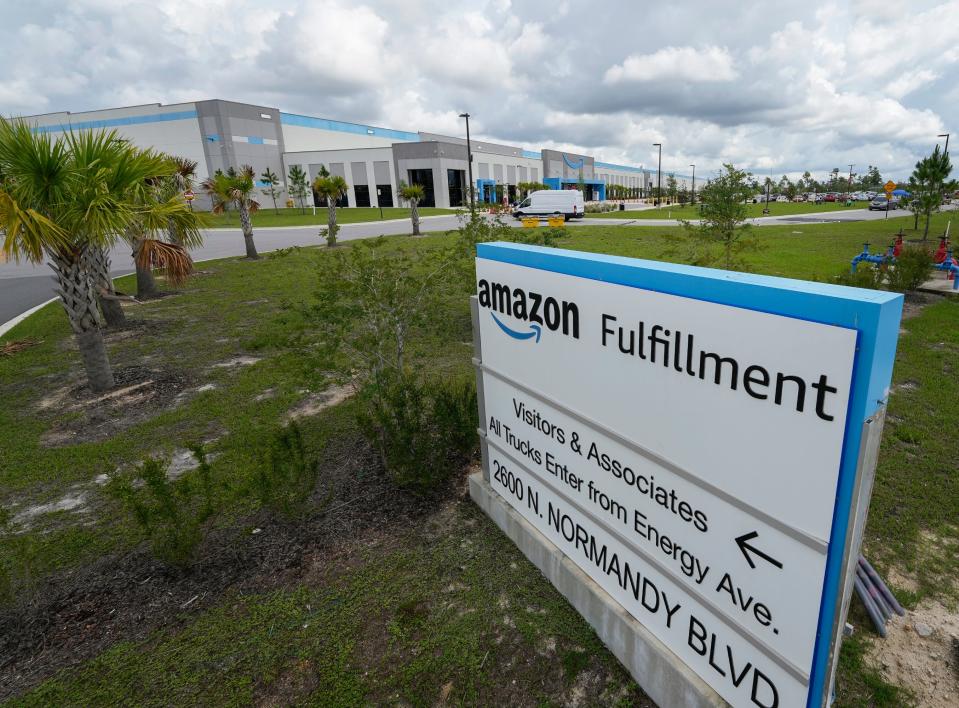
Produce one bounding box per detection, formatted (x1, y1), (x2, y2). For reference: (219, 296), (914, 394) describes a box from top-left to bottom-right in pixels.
(689, 164), (695, 205)
(847, 163), (855, 201)
(939, 133), (950, 156)
(653, 143), (662, 206)
(459, 112), (475, 213)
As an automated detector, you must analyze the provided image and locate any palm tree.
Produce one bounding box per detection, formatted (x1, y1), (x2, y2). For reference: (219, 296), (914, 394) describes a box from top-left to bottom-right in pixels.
(123, 156), (203, 300)
(260, 168), (281, 214)
(0, 122), (198, 392)
(398, 182), (425, 235)
(125, 157), (205, 300)
(202, 165), (260, 258)
(312, 174), (349, 246)
(909, 146), (953, 240)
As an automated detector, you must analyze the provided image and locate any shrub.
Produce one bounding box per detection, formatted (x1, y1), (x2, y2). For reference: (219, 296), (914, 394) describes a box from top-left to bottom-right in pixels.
(834, 264), (885, 290)
(584, 203), (617, 213)
(356, 370), (478, 493)
(509, 226), (564, 248)
(106, 447), (216, 571)
(320, 224), (340, 247)
(253, 421), (327, 518)
(886, 244), (934, 292)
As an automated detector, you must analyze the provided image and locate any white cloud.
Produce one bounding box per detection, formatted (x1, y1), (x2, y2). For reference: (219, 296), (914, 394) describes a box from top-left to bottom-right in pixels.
(1, 0), (955, 180)
(604, 46), (738, 84)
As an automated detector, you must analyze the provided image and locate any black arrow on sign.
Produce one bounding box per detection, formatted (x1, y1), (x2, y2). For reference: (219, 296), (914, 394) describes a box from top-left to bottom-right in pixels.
(735, 531), (784, 570)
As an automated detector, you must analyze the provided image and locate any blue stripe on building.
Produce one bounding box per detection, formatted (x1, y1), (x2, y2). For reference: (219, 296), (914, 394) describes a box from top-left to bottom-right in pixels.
(33, 110), (198, 134)
(280, 112), (419, 142)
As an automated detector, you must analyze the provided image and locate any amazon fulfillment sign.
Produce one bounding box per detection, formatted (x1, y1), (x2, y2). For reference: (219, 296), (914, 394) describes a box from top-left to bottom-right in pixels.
(470, 242), (902, 708)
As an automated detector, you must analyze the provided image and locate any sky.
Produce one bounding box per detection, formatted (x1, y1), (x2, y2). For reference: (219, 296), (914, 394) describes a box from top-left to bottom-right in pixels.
(0, 0), (956, 181)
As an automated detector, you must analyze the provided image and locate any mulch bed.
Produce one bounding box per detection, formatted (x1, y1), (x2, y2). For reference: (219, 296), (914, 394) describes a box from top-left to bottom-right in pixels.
(0, 433), (451, 700)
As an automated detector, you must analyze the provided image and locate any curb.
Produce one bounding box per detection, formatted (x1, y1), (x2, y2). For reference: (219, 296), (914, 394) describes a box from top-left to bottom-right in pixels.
(0, 297), (57, 338)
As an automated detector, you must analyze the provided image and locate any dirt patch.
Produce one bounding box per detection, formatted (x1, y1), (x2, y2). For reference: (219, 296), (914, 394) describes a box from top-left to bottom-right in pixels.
(286, 384), (354, 421)
(868, 598), (959, 708)
(11, 491), (88, 527)
(894, 380), (920, 393)
(901, 291), (944, 320)
(213, 356), (262, 369)
(39, 366), (193, 447)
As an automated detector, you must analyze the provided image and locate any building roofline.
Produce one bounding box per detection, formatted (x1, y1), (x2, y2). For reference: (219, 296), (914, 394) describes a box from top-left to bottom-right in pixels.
(280, 111), (419, 142)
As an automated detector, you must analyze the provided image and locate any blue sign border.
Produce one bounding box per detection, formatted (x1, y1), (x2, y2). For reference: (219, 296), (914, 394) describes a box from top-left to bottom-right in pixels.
(476, 241), (903, 707)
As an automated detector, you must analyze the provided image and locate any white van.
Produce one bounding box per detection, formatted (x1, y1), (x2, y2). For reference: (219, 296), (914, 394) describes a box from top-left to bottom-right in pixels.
(513, 190), (585, 221)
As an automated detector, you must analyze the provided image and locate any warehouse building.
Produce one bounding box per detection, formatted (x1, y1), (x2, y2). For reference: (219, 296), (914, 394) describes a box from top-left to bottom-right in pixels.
(24, 98), (663, 209)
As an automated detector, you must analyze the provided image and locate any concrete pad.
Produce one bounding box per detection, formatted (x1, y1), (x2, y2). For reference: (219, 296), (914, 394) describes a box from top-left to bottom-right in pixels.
(469, 472), (725, 708)
(917, 276), (959, 295)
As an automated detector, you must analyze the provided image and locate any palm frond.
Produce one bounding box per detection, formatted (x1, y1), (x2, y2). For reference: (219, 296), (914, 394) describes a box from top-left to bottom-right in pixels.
(135, 239), (194, 286)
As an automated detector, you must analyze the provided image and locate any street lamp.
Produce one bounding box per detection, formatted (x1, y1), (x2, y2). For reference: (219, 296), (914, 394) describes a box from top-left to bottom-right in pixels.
(939, 133), (950, 156)
(653, 143), (662, 206)
(689, 164), (695, 205)
(459, 112), (475, 213)
(847, 163), (855, 201)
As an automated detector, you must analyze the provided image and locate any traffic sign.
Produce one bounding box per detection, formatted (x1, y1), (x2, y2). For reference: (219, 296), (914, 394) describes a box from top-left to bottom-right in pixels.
(472, 243), (902, 707)
(883, 180), (896, 194)
(183, 189), (195, 202)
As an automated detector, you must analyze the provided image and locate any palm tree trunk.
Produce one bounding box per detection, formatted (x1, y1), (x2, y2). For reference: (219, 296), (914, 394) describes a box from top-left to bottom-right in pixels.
(327, 203), (337, 246)
(167, 217), (181, 246)
(133, 238), (161, 299)
(48, 245), (115, 392)
(924, 211), (931, 240)
(239, 203), (259, 259)
(89, 245), (126, 327)
(411, 201), (420, 236)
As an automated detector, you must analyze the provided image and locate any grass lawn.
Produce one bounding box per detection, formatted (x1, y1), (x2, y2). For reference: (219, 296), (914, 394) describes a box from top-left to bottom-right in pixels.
(591, 200), (866, 219)
(206, 206), (459, 229)
(1, 209), (955, 706)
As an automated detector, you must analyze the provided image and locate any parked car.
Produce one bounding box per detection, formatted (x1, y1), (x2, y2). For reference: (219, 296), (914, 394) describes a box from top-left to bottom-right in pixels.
(776, 195), (790, 203)
(824, 193), (837, 202)
(792, 195), (806, 202)
(513, 189), (585, 220)
(868, 196), (899, 210)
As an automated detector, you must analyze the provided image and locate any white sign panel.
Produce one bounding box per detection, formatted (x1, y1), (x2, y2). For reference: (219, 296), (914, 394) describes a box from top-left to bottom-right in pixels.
(473, 243), (903, 708)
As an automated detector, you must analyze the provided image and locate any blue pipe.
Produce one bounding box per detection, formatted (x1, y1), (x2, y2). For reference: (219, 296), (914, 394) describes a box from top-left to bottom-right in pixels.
(933, 248), (959, 290)
(851, 242), (895, 272)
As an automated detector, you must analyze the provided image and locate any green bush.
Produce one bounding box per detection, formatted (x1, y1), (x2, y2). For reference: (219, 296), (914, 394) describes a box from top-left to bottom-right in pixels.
(106, 446), (216, 571)
(253, 421), (327, 518)
(887, 244), (934, 292)
(834, 264), (885, 290)
(356, 370), (478, 493)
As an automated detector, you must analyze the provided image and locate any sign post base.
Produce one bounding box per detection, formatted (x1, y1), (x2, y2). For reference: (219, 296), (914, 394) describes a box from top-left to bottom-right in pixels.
(469, 470), (726, 708)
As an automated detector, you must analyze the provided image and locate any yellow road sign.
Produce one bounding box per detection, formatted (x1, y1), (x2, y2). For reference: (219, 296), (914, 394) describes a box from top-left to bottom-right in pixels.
(883, 180), (896, 193)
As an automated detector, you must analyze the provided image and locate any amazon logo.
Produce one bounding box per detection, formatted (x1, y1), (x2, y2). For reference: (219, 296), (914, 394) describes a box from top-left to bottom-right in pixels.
(478, 279), (580, 343)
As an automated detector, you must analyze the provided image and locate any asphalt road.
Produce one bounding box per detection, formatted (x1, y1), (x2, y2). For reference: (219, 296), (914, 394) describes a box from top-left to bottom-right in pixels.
(0, 206), (948, 328)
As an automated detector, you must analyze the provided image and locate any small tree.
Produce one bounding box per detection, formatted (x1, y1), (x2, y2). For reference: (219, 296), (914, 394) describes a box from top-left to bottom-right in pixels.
(260, 168), (281, 214)
(909, 145), (953, 240)
(398, 181), (425, 235)
(312, 174), (349, 246)
(673, 163), (757, 270)
(201, 165), (261, 259)
(287, 165), (310, 214)
(666, 174), (678, 203)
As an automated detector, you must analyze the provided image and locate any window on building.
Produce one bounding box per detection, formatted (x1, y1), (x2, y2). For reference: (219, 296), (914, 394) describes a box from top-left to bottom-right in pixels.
(447, 169), (466, 207)
(354, 184), (371, 208)
(407, 169), (435, 207)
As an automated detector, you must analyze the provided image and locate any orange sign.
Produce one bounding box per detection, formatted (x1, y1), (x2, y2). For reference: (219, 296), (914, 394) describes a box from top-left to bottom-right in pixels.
(883, 180), (896, 194)
(184, 190), (196, 202)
